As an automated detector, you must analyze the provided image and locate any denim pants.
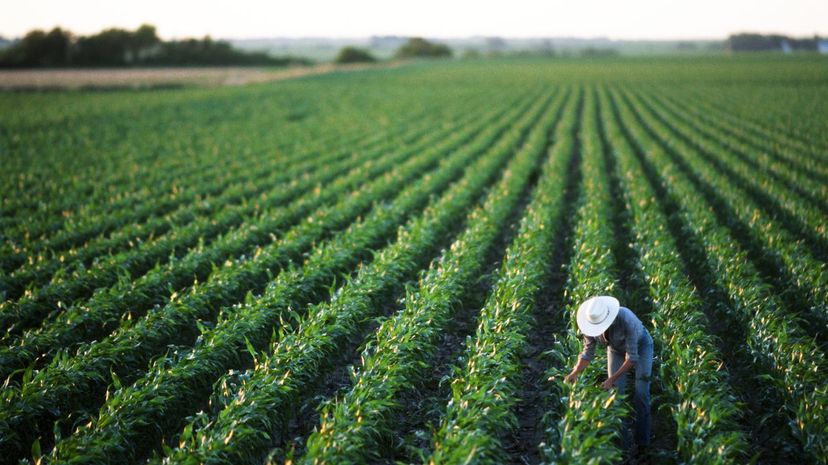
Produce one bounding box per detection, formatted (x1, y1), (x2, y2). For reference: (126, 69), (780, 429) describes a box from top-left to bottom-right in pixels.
(608, 329), (653, 448)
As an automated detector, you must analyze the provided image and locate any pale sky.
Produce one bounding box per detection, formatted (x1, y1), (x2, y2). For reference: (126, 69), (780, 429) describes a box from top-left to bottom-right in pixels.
(2, 0), (826, 40)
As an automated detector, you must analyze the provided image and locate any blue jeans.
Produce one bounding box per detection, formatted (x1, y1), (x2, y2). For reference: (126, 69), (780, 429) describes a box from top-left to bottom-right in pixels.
(608, 329), (653, 449)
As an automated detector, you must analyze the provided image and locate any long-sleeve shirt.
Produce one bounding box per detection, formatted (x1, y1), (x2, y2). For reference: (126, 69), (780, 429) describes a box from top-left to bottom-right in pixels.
(579, 306), (645, 363)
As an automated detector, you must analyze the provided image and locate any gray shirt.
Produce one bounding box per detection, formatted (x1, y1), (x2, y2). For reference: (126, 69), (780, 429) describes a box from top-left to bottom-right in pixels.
(579, 306), (645, 363)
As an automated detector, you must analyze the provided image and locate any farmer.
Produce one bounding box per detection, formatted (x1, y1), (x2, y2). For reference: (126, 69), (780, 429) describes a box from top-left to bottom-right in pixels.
(563, 295), (653, 451)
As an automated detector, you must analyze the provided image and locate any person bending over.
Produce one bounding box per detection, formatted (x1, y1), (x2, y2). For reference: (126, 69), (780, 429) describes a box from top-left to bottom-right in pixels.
(564, 295), (653, 452)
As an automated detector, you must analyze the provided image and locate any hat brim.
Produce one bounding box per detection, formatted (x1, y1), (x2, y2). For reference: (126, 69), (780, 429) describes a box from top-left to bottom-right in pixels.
(576, 296), (620, 337)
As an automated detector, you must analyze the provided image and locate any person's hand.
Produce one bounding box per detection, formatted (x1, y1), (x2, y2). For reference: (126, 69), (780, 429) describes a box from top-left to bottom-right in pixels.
(564, 372), (578, 384)
(601, 378), (615, 390)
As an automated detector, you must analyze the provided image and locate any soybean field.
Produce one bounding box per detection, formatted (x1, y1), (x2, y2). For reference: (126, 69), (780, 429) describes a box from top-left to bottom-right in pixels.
(1, 56), (827, 465)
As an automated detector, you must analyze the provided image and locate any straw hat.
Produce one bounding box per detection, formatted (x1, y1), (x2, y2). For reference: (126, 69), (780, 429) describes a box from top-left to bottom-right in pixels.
(576, 296), (620, 337)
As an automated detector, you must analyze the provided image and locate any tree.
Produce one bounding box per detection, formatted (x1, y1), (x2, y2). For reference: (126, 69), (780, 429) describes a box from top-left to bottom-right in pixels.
(334, 47), (376, 64)
(0, 27), (72, 67)
(394, 38), (452, 59)
(0, 24), (311, 68)
(74, 25), (161, 65)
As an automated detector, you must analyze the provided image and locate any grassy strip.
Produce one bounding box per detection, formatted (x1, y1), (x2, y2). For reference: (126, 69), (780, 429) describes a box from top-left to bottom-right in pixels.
(34, 89), (543, 465)
(423, 88), (580, 465)
(540, 87), (626, 465)
(296, 89), (570, 465)
(611, 87), (828, 462)
(598, 85), (749, 463)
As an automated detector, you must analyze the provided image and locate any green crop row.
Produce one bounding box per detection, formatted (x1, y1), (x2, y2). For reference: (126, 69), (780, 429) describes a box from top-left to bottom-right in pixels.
(424, 88), (579, 465)
(612, 87), (828, 462)
(0, 99), (429, 270)
(627, 89), (828, 257)
(0, 102), (450, 332)
(0, 89), (492, 361)
(0, 99), (486, 380)
(649, 88), (828, 204)
(627, 89), (828, 335)
(0, 86), (378, 230)
(0, 114), (429, 304)
(540, 87), (625, 465)
(157, 88), (560, 465)
(598, 86), (749, 463)
(681, 85), (828, 164)
(295, 89), (569, 465)
(0, 94), (368, 253)
(0, 89), (533, 464)
(25, 88), (542, 465)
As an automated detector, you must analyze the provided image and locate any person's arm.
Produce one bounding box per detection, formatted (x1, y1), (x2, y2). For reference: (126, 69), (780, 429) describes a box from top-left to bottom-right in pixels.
(602, 358), (635, 390)
(565, 335), (595, 383)
(565, 357), (590, 383)
(601, 310), (641, 390)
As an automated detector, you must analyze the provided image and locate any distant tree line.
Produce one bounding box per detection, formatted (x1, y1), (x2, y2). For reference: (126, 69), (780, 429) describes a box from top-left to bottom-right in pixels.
(727, 33), (824, 52)
(0, 25), (310, 68)
(334, 38), (452, 64)
(334, 47), (376, 64)
(394, 38), (452, 59)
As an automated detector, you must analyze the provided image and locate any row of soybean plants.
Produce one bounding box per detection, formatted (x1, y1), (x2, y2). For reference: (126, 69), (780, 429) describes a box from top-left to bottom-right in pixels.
(39, 87), (550, 465)
(622, 89), (828, 335)
(611, 87), (828, 462)
(292, 88), (570, 465)
(539, 87), (626, 465)
(0, 87), (541, 465)
(0, 97), (402, 280)
(596, 85), (749, 463)
(0, 97), (450, 334)
(421, 88), (580, 465)
(154, 87), (566, 465)
(0, 109), (417, 304)
(628, 86), (828, 255)
(651, 88), (828, 202)
(0, 97), (484, 380)
(627, 88), (828, 332)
